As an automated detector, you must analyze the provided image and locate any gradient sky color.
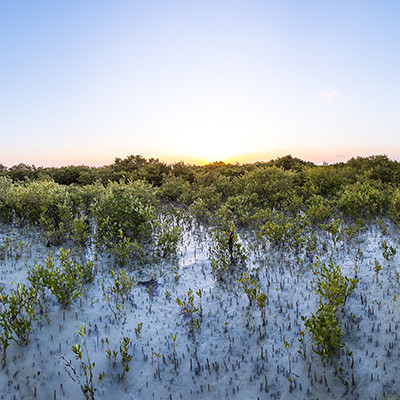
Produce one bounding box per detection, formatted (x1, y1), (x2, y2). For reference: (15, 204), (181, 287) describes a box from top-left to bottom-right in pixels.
(1, 1), (400, 166)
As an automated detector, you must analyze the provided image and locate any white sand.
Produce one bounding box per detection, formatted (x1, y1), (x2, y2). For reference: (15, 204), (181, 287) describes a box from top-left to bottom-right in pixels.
(0, 221), (399, 400)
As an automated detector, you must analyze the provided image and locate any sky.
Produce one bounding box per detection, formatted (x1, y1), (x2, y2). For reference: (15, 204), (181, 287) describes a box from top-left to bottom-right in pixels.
(1, 0), (400, 167)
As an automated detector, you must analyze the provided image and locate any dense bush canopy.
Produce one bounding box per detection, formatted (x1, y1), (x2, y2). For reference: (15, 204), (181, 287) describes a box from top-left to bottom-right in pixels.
(1, 154), (400, 231)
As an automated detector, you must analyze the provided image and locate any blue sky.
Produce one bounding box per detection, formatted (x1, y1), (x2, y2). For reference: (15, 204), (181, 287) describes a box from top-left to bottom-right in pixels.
(1, 0), (400, 166)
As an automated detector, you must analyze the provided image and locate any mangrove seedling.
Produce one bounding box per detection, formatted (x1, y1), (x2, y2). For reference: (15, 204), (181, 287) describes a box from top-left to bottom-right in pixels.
(301, 302), (344, 362)
(176, 289), (203, 333)
(0, 283), (39, 366)
(110, 230), (140, 267)
(302, 258), (359, 362)
(151, 348), (162, 380)
(209, 221), (247, 281)
(109, 269), (134, 304)
(61, 324), (104, 400)
(155, 222), (182, 258)
(106, 336), (133, 381)
(257, 292), (268, 326)
(170, 333), (178, 369)
(238, 272), (260, 306)
(284, 341), (293, 392)
(135, 322), (143, 337)
(381, 240), (396, 261)
(373, 258), (382, 282)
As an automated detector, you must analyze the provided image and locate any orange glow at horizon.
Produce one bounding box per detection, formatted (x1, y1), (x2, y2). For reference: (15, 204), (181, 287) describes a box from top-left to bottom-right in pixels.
(5, 146), (399, 169)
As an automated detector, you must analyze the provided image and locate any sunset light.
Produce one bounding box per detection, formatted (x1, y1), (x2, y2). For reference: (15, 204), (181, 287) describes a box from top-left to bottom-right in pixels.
(1, 1), (400, 167)
(2, 2), (400, 398)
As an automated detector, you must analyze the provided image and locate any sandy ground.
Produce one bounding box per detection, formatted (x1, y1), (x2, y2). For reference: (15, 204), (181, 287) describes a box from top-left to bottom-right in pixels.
(0, 221), (399, 400)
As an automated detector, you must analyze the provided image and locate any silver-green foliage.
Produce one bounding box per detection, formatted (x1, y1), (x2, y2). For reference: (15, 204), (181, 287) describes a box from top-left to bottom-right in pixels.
(108, 269), (134, 304)
(176, 289), (203, 332)
(381, 240), (396, 261)
(238, 271), (262, 306)
(104, 269), (134, 318)
(70, 216), (90, 247)
(238, 271), (268, 325)
(105, 336), (133, 381)
(61, 324), (103, 400)
(28, 248), (97, 308)
(91, 181), (156, 247)
(155, 222), (182, 258)
(209, 221), (247, 281)
(110, 230), (141, 267)
(301, 258), (358, 362)
(0, 283), (39, 366)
